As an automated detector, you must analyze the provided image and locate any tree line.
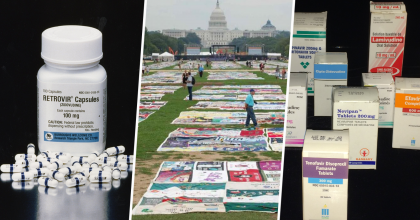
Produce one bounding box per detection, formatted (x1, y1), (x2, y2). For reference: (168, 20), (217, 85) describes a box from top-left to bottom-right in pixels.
(143, 27), (290, 57)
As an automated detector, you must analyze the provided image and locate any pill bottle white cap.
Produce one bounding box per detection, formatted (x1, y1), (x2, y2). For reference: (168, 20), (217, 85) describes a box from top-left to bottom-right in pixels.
(41, 25), (103, 65)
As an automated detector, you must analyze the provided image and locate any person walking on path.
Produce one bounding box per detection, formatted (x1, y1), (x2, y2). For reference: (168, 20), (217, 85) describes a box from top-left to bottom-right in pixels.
(178, 62), (181, 69)
(186, 72), (194, 100)
(245, 89), (258, 128)
(145, 65), (150, 75)
(275, 65), (280, 79)
(199, 65), (204, 78)
(282, 67), (286, 80)
(142, 65), (145, 75)
(182, 70), (188, 89)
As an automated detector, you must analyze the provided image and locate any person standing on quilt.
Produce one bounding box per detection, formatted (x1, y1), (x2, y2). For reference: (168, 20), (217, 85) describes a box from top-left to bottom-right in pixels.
(186, 72), (194, 100)
(199, 65), (204, 78)
(245, 89), (258, 128)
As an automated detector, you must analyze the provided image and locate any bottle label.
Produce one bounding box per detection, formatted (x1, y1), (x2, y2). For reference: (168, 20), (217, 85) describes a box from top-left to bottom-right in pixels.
(37, 78), (107, 143)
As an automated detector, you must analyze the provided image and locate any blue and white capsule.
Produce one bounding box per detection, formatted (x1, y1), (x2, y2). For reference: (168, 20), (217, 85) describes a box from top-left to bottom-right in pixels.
(38, 177), (59, 188)
(88, 151), (99, 161)
(29, 168), (49, 178)
(58, 166), (78, 176)
(37, 151), (51, 160)
(112, 168), (121, 179)
(89, 170), (112, 183)
(38, 157), (59, 163)
(82, 162), (90, 169)
(108, 161), (128, 171)
(65, 176), (87, 187)
(117, 155), (133, 164)
(96, 157), (116, 166)
(1, 164), (23, 173)
(15, 159), (31, 168)
(49, 170), (65, 181)
(29, 161), (50, 169)
(15, 154), (37, 161)
(90, 162), (99, 169)
(27, 143), (36, 155)
(71, 156), (91, 164)
(12, 172), (33, 181)
(47, 161), (63, 170)
(105, 145), (125, 156)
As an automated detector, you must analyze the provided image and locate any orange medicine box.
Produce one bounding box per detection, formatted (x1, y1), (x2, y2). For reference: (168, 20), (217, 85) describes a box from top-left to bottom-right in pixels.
(393, 78), (420, 149)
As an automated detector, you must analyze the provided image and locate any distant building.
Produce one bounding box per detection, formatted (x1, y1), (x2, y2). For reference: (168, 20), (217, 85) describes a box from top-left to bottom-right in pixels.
(162, 0), (282, 48)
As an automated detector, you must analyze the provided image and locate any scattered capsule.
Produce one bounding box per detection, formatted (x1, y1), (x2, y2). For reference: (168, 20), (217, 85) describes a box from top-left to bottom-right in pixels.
(15, 159), (31, 168)
(66, 176), (87, 187)
(89, 170), (112, 183)
(99, 151), (110, 158)
(49, 170), (65, 181)
(58, 167), (78, 176)
(29, 161), (50, 169)
(97, 157), (117, 165)
(38, 157), (59, 163)
(37, 151), (51, 160)
(102, 166), (112, 174)
(12, 172), (33, 181)
(82, 162), (90, 169)
(90, 162), (99, 169)
(109, 161), (128, 171)
(71, 156), (90, 164)
(47, 161), (63, 170)
(73, 172), (87, 179)
(1, 164), (23, 173)
(27, 143), (36, 155)
(112, 168), (121, 180)
(88, 152), (99, 161)
(105, 145), (125, 156)
(15, 154), (37, 161)
(54, 154), (70, 163)
(29, 168), (49, 178)
(117, 155), (133, 164)
(38, 177), (59, 188)
(71, 162), (82, 172)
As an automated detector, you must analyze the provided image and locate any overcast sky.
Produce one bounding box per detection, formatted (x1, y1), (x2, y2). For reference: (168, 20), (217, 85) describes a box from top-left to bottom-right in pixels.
(144, 0), (293, 32)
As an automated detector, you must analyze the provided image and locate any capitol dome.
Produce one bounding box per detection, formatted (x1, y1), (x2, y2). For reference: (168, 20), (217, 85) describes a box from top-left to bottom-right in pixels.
(208, 0), (228, 30)
(261, 20), (276, 31)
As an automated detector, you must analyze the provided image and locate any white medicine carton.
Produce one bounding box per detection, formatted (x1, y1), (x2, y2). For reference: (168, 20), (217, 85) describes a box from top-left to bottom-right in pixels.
(393, 78), (420, 149)
(302, 129), (349, 220)
(362, 73), (395, 128)
(314, 52), (348, 116)
(332, 87), (379, 169)
(291, 12), (327, 96)
(285, 72), (307, 147)
(369, 2), (407, 79)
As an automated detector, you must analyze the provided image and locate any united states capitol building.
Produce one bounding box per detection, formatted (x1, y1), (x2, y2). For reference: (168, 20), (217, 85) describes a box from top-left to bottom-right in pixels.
(162, 0), (281, 48)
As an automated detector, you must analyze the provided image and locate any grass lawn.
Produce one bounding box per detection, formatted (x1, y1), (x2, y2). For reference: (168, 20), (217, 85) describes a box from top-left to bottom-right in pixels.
(134, 68), (286, 219)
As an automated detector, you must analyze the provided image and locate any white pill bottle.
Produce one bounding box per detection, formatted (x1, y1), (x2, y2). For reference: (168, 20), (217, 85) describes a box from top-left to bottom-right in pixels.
(37, 25), (107, 156)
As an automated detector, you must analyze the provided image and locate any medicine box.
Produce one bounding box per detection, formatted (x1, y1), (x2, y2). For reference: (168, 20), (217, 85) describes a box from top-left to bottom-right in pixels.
(302, 129), (349, 220)
(393, 77), (420, 149)
(369, 1), (407, 79)
(314, 52), (348, 116)
(362, 73), (395, 128)
(285, 72), (307, 147)
(332, 87), (379, 169)
(291, 12), (327, 96)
